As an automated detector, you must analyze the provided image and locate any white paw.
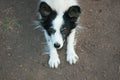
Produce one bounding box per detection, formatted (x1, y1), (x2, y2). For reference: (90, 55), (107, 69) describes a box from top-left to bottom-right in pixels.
(48, 55), (60, 68)
(67, 51), (79, 65)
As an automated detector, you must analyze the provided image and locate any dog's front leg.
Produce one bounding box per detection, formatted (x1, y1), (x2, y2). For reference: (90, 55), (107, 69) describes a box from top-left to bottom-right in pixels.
(44, 32), (60, 68)
(48, 42), (60, 68)
(66, 29), (79, 64)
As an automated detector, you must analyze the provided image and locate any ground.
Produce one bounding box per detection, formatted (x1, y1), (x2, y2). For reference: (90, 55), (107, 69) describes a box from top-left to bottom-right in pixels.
(0, 0), (120, 80)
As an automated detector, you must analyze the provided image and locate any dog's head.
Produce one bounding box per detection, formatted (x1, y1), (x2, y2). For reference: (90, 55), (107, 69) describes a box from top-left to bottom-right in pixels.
(39, 0), (81, 49)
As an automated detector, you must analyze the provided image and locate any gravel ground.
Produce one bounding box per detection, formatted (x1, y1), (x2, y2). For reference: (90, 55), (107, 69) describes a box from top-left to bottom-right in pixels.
(0, 0), (120, 80)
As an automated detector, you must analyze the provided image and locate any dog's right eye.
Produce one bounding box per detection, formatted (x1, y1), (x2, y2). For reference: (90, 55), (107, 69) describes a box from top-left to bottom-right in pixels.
(48, 28), (56, 34)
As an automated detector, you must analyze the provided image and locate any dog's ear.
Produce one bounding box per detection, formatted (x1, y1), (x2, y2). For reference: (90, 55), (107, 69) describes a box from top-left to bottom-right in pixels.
(39, 2), (52, 17)
(68, 6), (81, 18)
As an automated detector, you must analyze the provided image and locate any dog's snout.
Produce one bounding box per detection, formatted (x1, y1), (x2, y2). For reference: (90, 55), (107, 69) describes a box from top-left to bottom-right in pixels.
(54, 43), (60, 48)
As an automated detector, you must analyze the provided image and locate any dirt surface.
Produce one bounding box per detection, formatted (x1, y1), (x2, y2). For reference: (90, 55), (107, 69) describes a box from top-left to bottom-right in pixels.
(0, 0), (120, 80)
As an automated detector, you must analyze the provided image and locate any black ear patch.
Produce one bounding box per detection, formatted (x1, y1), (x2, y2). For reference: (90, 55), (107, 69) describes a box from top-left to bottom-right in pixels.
(64, 6), (81, 22)
(39, 2), (57, 36)
(68, 6), (81, 18)
(39, 2), (52, 18)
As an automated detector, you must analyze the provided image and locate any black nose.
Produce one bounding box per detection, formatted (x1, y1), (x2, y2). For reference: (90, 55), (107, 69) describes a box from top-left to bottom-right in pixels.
(54, 43), (60, 48)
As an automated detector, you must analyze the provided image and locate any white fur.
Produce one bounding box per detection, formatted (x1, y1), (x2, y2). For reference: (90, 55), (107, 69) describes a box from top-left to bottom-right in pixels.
(40, 0), (78, 13)
(39, 0), (79, 68)
(66, 29), (79, 64)
(51, 13), (64, 49)
(44, 31), (60, 68)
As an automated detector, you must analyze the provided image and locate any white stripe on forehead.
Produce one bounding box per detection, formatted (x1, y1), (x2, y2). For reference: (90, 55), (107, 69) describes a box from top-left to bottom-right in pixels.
(51, 13), (64, 48)
(52, 13), (64, 30)
(40, 0), (78, 12)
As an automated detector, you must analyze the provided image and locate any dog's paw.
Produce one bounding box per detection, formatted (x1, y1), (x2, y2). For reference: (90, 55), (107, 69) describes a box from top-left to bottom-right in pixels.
(48, 55), (60, 68)
(67, 51), (79, 65)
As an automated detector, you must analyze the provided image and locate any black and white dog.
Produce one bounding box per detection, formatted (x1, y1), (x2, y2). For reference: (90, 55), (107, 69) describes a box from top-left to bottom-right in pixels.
(38, 0), (81, 68)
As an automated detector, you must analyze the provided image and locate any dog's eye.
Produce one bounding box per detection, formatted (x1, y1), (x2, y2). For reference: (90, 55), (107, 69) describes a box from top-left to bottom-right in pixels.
(61, 28), (69, 34)
(48, 28), (56, 34)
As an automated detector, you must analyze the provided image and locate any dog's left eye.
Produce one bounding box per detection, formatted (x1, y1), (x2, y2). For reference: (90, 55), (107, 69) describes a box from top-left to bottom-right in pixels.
(61, 28), (69, 34)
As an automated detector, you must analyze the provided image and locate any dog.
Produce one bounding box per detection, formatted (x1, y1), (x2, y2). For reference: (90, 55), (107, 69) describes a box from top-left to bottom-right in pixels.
(37, 0), (81, 68)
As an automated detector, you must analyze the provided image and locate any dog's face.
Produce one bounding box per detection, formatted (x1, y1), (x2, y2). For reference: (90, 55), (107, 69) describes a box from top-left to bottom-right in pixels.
(39, 2), (81, 49)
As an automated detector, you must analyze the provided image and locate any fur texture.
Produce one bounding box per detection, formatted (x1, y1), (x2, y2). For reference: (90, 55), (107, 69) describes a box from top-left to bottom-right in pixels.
(38, 0), (81, 68)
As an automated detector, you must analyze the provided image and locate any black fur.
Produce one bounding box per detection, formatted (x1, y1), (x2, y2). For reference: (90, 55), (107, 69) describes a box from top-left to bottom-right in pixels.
(39, 2), (57, 36)
(61, 6), (81, 39)
(39, 3), (81, 38)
